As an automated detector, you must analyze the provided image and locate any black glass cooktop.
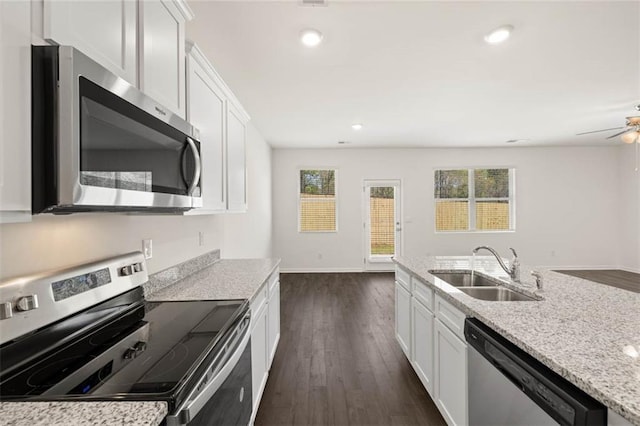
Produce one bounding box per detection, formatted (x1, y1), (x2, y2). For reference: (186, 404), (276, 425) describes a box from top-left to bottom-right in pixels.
(0, 287), (246, 407)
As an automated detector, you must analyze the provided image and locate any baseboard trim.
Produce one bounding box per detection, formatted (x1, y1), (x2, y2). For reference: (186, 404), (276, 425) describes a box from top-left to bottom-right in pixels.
(279, 267), (365, 273)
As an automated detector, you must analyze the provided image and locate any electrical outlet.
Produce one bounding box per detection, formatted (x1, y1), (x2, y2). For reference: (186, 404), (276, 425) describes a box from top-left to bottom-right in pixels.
(318, 253), (323, 260)
(143, 239), (153, 259)
(198, 231), (205, 247)
(550, 250), (556, 257)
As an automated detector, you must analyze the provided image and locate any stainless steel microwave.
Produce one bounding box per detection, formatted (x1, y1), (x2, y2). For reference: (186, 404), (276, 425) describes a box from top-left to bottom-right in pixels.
(32, 46), (202, 214)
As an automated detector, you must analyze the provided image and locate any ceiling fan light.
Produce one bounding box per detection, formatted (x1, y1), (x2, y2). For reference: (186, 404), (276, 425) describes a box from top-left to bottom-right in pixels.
(626, 116), (640, 126)
(621, 130), (640, 144)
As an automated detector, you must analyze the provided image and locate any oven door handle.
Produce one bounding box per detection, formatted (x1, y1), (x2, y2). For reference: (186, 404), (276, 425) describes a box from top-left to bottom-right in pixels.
(173, 319), (250, 425)
(185, 137), (201, 196)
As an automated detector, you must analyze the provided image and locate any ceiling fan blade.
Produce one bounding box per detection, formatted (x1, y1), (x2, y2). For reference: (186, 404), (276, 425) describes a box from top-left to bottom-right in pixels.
(576, 126), (625, 136)
(606, 129), (631, 139)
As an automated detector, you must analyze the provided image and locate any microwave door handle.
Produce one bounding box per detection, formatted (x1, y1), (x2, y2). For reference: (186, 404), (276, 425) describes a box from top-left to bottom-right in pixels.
(185, 137), (201, 196)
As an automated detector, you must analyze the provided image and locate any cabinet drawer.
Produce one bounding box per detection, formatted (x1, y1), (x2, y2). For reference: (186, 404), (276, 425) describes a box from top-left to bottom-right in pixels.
(395, 266), (411, 291)
(435, 295), (466, 340)
(412, 276), (434, 312)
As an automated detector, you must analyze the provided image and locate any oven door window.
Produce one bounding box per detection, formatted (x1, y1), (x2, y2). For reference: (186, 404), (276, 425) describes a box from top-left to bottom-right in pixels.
(79, 77), (200, 196)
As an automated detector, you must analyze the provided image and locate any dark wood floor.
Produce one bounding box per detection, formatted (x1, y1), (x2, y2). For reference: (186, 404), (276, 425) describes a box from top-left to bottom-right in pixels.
(554, 269), (640, 293)
(255, 273), (446, 426)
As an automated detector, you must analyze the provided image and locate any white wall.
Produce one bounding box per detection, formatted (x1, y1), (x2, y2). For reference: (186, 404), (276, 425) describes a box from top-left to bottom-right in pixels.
(272, 146), (627, 272)
(0, 122), (272, 280)
(617, 145), (640, 272)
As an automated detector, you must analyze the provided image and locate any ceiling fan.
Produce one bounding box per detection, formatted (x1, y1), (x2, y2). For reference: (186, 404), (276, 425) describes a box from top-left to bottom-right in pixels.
(576, 115), (640, 144)
(577, 104), (640, 144)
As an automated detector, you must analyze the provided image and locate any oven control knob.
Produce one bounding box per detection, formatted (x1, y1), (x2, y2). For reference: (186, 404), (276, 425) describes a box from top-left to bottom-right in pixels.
(15, 295), (39, 312)
(123, 341), (148, 359)
(119, 265), (134, 276)
(0, 302), (13, 319)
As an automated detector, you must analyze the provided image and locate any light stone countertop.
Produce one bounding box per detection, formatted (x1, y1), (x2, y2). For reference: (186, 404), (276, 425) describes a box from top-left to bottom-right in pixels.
(0, 252), (279, 426)
(394, 255), (640, 425)
(0, 401), (167, 426)
(145, 258), (281, 302)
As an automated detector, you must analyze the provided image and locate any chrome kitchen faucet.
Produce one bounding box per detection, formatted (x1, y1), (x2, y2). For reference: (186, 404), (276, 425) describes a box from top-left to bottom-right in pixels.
(472, 246), (521, 284)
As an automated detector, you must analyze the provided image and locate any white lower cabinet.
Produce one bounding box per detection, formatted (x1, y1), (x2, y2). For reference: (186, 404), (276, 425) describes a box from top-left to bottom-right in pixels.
(434, 318), (468, 426)
(396, 265), (468, 426)
(267, 280), (281, 365)
(411, 297), (434, 396)
(250, 270), (280, 423)
(395, 281), (411, 357)
(250, 297), (268, 414)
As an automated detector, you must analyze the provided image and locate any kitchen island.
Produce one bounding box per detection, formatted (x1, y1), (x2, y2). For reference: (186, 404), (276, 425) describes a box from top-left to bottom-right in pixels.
(394, 255), (640, 426)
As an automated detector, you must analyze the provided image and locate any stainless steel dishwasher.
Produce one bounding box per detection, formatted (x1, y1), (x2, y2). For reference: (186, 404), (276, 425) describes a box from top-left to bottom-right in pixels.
(464, 318), (606, 426)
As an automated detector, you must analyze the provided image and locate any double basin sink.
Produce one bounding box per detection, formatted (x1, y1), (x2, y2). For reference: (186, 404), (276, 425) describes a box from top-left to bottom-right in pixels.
(430, 271), (536, 302)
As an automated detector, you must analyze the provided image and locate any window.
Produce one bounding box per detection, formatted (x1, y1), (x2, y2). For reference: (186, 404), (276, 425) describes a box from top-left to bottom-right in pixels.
(434, 168), (514, 232)
(299, 169), (337, 232)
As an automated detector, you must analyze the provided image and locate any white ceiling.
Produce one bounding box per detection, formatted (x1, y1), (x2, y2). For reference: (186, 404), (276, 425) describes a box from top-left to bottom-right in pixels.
(187, 1), (640, 148)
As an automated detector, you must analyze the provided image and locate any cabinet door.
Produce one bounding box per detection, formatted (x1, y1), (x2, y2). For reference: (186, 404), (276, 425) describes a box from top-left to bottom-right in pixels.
(411, 298), (434, 396)
(226, 104), (247, 212)
(139, 0), (186, 117)
(185, 54), (226, 213)
(251, 303), (269, 413)
(0, 0), (31, 223)
(44, 0), (137, 84)
(435, 319), (468, 426)
(267, 281), (281, 367)
(395, 281), (411, 358)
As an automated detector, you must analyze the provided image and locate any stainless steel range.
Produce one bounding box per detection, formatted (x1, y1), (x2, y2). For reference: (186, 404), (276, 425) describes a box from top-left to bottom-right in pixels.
(0, 252), (252, 426)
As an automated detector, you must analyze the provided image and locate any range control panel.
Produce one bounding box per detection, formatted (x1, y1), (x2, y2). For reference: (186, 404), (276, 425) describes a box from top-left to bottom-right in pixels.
(0, 252), (148, 344)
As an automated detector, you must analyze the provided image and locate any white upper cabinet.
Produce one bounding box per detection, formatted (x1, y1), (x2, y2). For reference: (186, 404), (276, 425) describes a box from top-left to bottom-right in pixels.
(186, 44), (227, 213)
(139, 0), (192, 118)
(0, 0), (31, 223)
(43, 0), (137, 84)
(185, 42), (250, 214)
(226, 102), (248, 212)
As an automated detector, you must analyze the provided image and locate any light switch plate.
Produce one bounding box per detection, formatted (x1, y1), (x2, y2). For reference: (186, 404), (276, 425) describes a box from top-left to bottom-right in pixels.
(143, 239), (153, 259)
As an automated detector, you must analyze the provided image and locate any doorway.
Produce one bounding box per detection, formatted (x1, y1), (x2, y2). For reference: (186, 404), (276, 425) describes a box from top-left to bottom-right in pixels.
(363, 180), (401, 271)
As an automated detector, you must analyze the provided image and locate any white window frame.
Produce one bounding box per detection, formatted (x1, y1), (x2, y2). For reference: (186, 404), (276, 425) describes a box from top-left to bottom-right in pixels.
(298, 168), (338, 233)
(434, 167), (516, 233)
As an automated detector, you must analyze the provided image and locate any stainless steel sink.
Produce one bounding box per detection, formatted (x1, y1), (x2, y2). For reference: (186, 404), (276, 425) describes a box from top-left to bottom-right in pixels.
(430, 270), (537, 302)
(457, 287), (535, 302)
(430, 271), (500, 287)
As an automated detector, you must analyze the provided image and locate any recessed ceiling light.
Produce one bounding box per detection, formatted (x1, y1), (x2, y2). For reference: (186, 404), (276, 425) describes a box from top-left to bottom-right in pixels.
(300, 29), (323, 47)
(484, 25), (514, 44)
(351, 123), (363, 131)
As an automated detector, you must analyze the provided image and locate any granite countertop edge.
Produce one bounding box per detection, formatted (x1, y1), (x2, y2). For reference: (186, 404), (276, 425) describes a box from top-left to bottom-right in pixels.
(394, 256), (640, 426)
(0, 401), (168, 426)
